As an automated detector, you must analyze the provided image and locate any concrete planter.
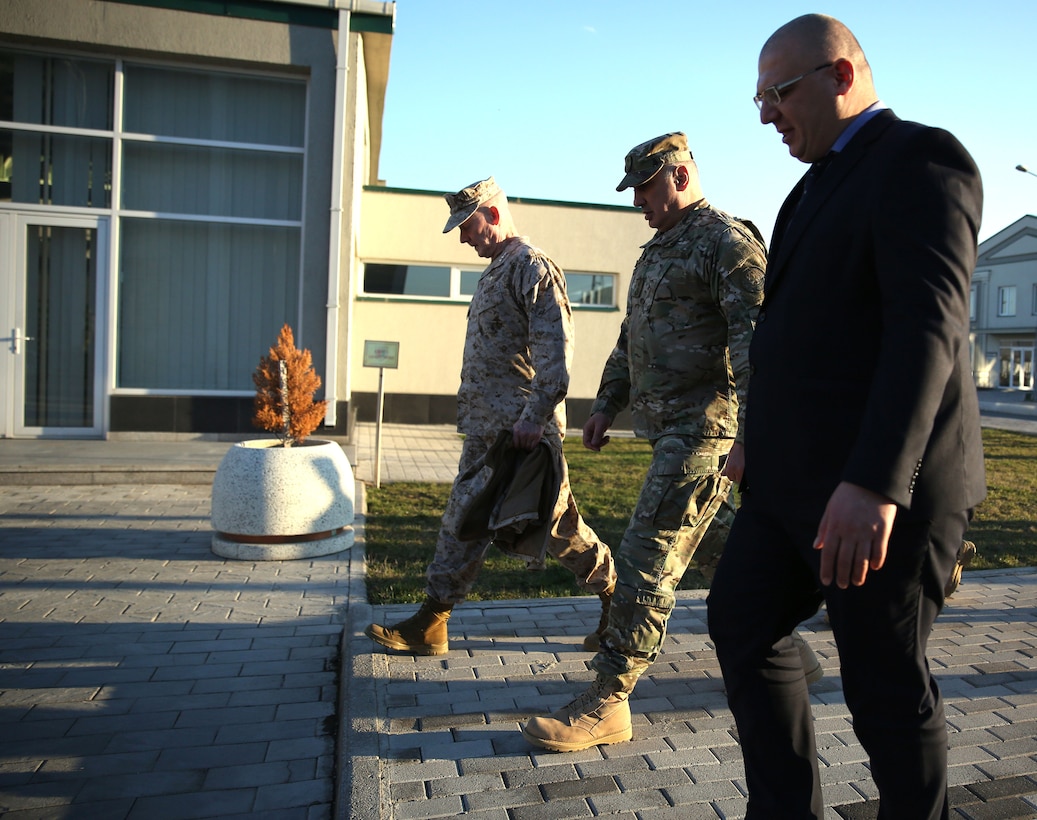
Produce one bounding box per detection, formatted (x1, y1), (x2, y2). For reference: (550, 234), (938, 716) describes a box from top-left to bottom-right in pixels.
(211, 439), (355, 560)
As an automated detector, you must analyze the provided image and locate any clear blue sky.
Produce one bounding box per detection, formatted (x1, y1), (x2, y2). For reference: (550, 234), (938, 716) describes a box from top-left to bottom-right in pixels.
(378, 1), (1036, 244)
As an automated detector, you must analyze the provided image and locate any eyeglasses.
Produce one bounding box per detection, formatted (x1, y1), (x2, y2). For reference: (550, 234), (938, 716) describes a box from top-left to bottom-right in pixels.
(753, 63), (833, 110)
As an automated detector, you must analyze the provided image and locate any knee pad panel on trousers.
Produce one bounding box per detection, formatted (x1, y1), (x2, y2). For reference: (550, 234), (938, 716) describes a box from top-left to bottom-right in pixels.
(607, 586), (675, 660)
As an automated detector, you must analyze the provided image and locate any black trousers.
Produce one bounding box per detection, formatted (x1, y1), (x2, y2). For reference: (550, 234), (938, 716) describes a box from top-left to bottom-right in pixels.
(706, 492), (967, 820)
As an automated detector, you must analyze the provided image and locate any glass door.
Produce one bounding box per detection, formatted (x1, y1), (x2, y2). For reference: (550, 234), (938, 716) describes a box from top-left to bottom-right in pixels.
(1000, 346), (1034, 391)
(3, 213), (106, 437)
(1015, 347), (1034, 391)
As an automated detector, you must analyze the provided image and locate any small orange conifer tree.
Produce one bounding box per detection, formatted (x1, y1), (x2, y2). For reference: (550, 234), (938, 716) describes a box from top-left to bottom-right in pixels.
(252, 324), (328, 447)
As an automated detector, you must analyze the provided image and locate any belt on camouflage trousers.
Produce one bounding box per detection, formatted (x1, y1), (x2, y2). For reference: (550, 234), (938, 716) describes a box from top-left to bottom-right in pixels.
(687, 453), (727, 471)
(649, 435), (728, 472)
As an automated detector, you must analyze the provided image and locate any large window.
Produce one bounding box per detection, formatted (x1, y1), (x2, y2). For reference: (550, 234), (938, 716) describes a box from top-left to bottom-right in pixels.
(363, 262), (616, 307)
(115, 64), (307, 391)
(118, 219), (299, 390)
(999, 285), (1017, 317)
(0, 49), (308, 393)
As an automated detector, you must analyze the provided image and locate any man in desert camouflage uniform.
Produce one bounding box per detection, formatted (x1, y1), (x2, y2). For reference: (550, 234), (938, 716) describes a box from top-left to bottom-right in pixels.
(366, 177), (615, 656)
(522, 133), (818, 752)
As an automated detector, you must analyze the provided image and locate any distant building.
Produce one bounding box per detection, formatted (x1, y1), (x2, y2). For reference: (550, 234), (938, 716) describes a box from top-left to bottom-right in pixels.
(971, 215), (1037, 391)
(0, 0), (649, 440)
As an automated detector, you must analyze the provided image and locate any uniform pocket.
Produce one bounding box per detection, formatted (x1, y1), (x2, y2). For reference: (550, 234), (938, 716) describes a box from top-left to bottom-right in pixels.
(635, 443), (725, 531)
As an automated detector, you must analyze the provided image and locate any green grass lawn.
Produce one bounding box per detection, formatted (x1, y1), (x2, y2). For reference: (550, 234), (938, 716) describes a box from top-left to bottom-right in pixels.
(363, 428), (1037, 605)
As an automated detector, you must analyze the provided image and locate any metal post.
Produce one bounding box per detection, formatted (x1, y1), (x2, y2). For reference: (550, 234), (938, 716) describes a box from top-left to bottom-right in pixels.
(374, 367), (385, 488)
(1015, 165), (1037, 399)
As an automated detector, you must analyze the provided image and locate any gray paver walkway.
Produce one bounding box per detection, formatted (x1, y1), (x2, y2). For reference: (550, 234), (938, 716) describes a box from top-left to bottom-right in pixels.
(359, 572), (1037, 820)
(0, 483), (359, 819)
(351, 424), (462, 485)
(1, 391), (1036, 818)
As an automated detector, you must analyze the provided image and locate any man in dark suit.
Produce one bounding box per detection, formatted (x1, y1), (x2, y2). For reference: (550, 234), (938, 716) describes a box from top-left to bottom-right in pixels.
(707, 14), (984, 820)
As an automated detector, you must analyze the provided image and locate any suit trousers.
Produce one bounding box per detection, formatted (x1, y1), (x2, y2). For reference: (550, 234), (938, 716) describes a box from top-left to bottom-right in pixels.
(707, 491), (967, 820)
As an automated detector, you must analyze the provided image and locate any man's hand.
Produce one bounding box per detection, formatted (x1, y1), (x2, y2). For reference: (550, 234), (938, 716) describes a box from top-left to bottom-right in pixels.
(814, 481), (897, 589)
(512, 419), (545, 451)
(583, 413), (612, 451)
(721, 442), (746, 483)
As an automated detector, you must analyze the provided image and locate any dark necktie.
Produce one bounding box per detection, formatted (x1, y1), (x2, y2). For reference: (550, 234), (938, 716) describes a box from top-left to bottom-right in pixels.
(783, 152), (836, 237)
(801, 151), (836, 199)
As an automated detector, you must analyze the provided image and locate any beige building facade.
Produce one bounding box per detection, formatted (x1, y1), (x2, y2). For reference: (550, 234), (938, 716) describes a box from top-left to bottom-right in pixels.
(351, 187), (650, 426)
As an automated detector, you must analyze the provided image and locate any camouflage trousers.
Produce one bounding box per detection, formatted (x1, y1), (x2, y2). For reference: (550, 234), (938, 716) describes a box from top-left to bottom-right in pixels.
(590, 435), (733, 693)
(426, 432), (615, 605)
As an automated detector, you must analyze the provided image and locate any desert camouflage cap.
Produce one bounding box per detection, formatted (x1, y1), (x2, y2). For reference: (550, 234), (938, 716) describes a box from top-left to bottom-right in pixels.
(616, 132), (694, 192)
(443, 176), (502, 233)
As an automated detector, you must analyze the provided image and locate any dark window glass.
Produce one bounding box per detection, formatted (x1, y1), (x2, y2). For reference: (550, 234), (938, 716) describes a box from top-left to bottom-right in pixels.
(0, 51), (113, 129)
(364, 263), (451, 297)
(567, 272), (614, 306)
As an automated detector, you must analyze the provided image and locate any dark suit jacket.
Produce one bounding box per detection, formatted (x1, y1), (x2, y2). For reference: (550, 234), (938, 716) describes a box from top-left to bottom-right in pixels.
(744, 109), (986, 521)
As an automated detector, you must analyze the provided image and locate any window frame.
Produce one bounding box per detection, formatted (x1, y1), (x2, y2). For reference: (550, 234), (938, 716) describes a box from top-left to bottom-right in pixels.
(565, 270), (616, 309)
(1, 45), (312, 398)
(360, 260), (618, 309)
(360, 261), (483, 302)
(998, 285), (1017, 317)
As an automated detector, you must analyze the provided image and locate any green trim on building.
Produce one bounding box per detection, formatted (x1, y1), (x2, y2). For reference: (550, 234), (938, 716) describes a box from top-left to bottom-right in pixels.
(356, 295), (469, 307)
(356, 295), (619, 312)
(570, 304), (620, 312)
(344, 11), (393, 33)
(106, 0), (394, 32)
(364, 185), (640, 214)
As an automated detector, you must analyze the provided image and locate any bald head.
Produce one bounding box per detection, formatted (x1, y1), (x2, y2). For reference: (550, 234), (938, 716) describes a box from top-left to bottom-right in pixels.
(762, 14), (876, 114)
(756, 14), (878, 161)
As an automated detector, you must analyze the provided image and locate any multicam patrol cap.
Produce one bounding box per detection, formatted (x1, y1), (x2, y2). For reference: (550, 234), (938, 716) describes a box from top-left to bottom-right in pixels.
(442, 176), (502, 233)
(615, 132), (694, 192)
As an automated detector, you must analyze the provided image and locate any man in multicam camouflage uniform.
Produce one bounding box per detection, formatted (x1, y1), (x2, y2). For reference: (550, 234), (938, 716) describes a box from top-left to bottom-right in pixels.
(365, 177), (615, 656)
(522, 133), (819, 753)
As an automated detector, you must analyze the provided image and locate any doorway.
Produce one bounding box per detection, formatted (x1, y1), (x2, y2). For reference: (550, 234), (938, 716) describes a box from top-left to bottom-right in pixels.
(999, 345), (1035, 391)
(1, 212), (107, 437)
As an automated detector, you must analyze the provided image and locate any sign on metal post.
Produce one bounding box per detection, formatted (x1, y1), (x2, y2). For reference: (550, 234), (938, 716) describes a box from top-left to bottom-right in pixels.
(363, 340), (400, 370)
(363, 341), (400, 488)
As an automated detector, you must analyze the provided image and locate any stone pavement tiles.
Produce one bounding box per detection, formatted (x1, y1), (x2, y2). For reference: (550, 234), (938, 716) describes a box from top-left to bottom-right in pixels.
(4, 480), (1037, 819)
(0, 484), (349, 819)
(362, 570), (1037, 819)
(351, 424), (463, 485)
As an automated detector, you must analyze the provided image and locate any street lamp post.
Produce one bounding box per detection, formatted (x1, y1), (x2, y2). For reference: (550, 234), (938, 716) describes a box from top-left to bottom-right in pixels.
(1017, 164), (1037, 398)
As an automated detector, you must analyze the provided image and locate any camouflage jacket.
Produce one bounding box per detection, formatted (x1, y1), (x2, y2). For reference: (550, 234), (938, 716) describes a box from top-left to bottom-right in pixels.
(591, 203), (766, 449)
(457, 236), (572, 438)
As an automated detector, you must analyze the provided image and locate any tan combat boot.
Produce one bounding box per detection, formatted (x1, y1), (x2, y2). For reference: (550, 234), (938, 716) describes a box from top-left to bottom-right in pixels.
(792, 629), (823, 685)
(365, 596), (453, 655)
(945, 540), (977, 598)
(521, 677), (632, 752)
(582, 584), (614, 652)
